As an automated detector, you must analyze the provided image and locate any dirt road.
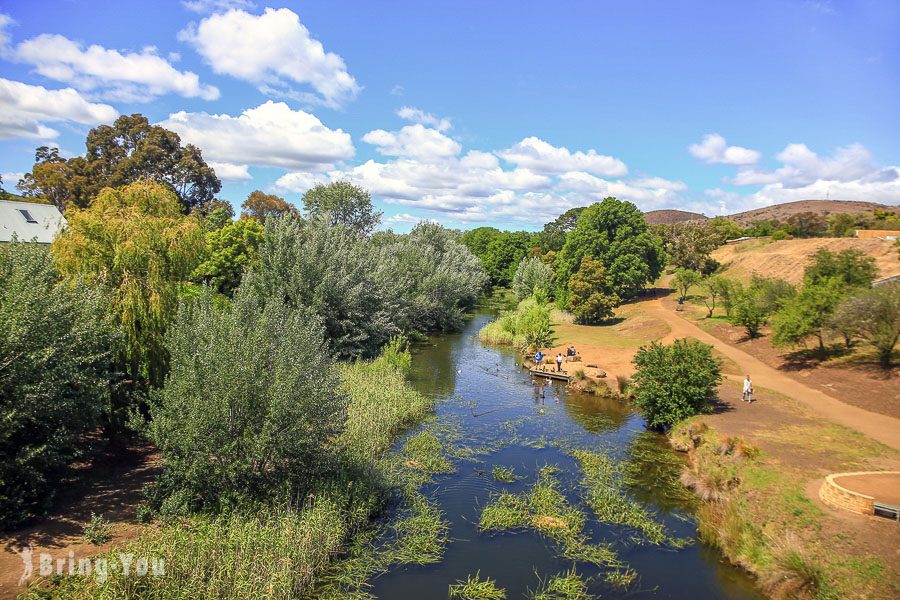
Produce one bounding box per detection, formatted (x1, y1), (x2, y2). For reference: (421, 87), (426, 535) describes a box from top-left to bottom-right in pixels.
(644, 295), (900, 451)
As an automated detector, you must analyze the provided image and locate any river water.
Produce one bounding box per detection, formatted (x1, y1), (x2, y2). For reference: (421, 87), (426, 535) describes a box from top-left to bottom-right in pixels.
(370, 310), (760, 599)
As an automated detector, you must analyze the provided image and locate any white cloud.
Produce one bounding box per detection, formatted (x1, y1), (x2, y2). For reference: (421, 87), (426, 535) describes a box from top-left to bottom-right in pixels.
(208, 161), (251, 181)
(1, 171), (25, 187)
(0, 77), (117, 140)
(731, 142), (875, 187)
(10, 34), (218, 102)
(363, 124), (460, 161)
(182, 0), (255, 14)
(385, 212), (429, 225)
(396, 106), (451, 131)
(180, 7), (359, 108)
(390, 84), (405, 96)
(158, 101), (354, 171)
(497, 136), (628, 177)
(689, 133), (761, 165)
(0, 13), (13, 49)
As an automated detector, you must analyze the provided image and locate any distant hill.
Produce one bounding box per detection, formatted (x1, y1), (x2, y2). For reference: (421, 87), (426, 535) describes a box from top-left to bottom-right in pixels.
(643, 209), (707, 225)
(725, 199), (893, 226)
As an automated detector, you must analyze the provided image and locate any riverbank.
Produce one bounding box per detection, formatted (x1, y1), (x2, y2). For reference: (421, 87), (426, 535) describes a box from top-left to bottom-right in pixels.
(533, 290), (900, 599)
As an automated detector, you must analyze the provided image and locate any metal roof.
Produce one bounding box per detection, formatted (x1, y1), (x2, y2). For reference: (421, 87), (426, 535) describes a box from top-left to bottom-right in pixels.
(0, 199), (67, 244)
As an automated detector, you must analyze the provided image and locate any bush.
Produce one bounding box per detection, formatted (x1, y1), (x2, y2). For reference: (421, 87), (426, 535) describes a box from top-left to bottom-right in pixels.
(147, 285), (347, 514)
(479, 297), (552, 350)
(832, 283), (900, 367)
(512, 256), (554, 300)
(673, 268), (701, 302)
(631, 339), (723, 430)
(566, 255), (619, 324)
(804, 248), (877, 288)
(772, 278), (845, 353)
(771, 230), (790, 241)
(0, 241), (114, 528)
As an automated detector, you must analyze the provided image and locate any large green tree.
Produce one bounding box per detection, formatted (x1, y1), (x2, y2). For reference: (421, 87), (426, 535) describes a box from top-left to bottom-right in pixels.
(19, 115), (221, 212)
(566, 255), (619, 324)
(538, 206), (585, 251)
(804, 248), (877, 288)
(771, 277), (845, 353)
(481, 231), (535, 286)
(241, 190), (299, 223)
(301, 181), (382, 235)
(512, 256), (554, 300)
(51, 180), (204, 387)
(557, 197), (665, 302)
(192, 218), (265, 296)
(0, 242), (114, 528)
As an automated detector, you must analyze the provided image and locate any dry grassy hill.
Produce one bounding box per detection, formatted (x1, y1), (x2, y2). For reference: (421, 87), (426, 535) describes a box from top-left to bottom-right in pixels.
(725, 199), (892, 226)
(711, 237), (900, 285)
(643, 209), (707, 224)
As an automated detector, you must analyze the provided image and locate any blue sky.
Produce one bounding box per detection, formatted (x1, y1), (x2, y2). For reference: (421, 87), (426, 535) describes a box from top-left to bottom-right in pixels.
(1, 0), (898, 230)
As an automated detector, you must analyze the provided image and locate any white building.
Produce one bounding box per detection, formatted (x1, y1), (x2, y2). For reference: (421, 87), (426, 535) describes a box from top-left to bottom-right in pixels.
(0, 199), (67, 244)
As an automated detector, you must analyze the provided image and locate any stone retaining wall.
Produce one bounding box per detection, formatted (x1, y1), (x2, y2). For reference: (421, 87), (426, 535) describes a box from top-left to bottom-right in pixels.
(819, 472), (876, 516)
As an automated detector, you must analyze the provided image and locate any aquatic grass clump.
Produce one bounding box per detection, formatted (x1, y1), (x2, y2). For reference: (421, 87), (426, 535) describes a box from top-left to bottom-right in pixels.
(448, 571), (507, 599)
(478, 297), (553, 351)
(389, 490), (449, 565)
(400, 430), (455, 487)
(604, 567), (638, 590)
(571, 448), (687, 547)
(529, 568), (594, 599)
(491, 465), (521, 483)
(479, 466), (623, 569)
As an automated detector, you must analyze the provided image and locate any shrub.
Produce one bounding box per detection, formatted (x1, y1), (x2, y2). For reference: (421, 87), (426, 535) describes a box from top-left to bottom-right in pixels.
(673, 268), (701, 302)
(82, 512), (113, 545)
(479, 297), (553, 350)
(191, 218), (264, 296)
(771, 230), (790, 241)
(772, 277), (845, 353)
(804, 248), (877, 288)
(631, 339), (723, 430)
(566, 255), (619, 324)
(147, 285), (347, 514)
(832, 283), (900, 367)
(512, 256), (554, 300)
(0, 242), (114, 528)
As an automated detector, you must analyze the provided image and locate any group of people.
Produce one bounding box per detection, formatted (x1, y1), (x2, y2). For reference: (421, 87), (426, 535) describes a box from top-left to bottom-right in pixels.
(534, 347), (577, 373)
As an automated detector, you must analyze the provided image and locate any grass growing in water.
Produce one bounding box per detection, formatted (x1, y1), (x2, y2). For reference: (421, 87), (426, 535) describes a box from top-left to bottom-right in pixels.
(479, 297), (553, 350)
(529, 568), (594, 599)
(491, 465), (520, 483)
(479, 466), (623, 570)
(448, 571), (507, 599)
(571, 448), (688, 547)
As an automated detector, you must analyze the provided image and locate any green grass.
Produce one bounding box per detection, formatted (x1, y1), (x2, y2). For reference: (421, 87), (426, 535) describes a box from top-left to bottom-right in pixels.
(81, 512), (113, 545)
(448, 571), (507, 600)
(528, 568), (594, 599)
(491, 465), (520, 483)
(479, 297), (553, 351)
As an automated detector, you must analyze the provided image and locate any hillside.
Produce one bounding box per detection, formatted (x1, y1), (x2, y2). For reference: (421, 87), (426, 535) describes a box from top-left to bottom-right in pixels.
(726, 199), (893, 226)
(643, 209), (707, 224)
(710, 237), (900, 285)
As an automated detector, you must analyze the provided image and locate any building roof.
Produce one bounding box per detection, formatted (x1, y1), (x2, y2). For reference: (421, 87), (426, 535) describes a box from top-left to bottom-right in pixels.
(0, 199), (67, 244)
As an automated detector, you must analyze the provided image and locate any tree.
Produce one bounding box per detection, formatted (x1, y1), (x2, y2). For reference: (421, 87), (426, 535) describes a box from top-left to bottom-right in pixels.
(148, 286), (347, 513)
(832, 283), (900, 367)
(461, 227), (502, 262)
(667, 223), (720, 273)
(705, 217), (744, 244)
(538, 206), (585, 251)
(804, 248), (877, 288)
(482, 231), (534, 286)
(701, 275), (730, 318)
(557, 197), (665, 303)
(0, 242), (114, 528)
(51, 181), (204, 387)
(730, 283), (769, 338)
(241, 190), (299, 223)
(192, 218), (265, 296)
(566, 255), (619, 324)
(203, 204), (234, 232)
(512, 256), (554, 300)
(744, 219), (781, 237)
(19, 115), (221, 212)
(631, 339), (723, 430)
(301, 181), (382, 235)
(0, 174), (9, 200)
(786, 211), (827, 238)
(828, 213), (860, 237)
(673, 268), (701, 302)
(771, 278), (845, 353)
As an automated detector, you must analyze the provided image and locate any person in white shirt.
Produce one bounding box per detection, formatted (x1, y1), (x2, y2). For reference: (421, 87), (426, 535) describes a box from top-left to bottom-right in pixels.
(742, 375), (753, 403)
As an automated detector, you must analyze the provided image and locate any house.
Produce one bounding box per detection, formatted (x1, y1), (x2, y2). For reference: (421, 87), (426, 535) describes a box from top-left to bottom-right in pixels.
(0, 199), (67, 244)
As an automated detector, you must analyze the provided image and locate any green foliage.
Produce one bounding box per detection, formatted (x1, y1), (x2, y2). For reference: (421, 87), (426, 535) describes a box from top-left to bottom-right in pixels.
(673, 267), (701, 301)
(82, 512), (113, 545)
(833, 283), (900, 367)
(202, 204), (233, 232)
(51, 180), (204, 387)
(484, 231), (535, 286)
(148, 286), (347, 514)
(631, 339), (723, 430)
(772, 278), (845, 352)
(728, 276), (795, 338)
(706, 217), (745, 244)
(479, 297), (553, 350)
(19, 115), (221, 212)
(301, 180), (382, 235)
(378, 335), (412, 374)
(771, 229), (791, 241)
(539, 207), (586, 252)
(513, 256), (555, 300)
(557, 197), (665, 302)
(701, 275), (730, 317)
(566, 255), (619, 324)
(804, 248), (877, 288)
(240, 190), (299, 222)
(786, 211), (827, 238)
(449, 572), (507, 599)
(0, 242), (114, 528)
(491, 465), (520, 483)
(528, 568), (593, 600)
(827, 213), (861, 237)
(744, 219), (781, 237)
(666, 222), (721, 273)
(192, 218), (264, 296)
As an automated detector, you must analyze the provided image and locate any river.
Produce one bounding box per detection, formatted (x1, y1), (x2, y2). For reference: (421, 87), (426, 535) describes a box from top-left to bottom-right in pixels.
(370, 310), (760, 599)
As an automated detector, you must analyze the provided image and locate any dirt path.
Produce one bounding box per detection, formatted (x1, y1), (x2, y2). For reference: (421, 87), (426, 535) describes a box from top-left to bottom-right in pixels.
(644, 294), (900, 452)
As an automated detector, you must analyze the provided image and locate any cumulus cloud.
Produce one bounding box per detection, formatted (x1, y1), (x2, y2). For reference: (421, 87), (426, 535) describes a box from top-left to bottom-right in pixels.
(158, 100), (354, 172)
(182, 0), (255, 14)
(0, 13), (12, 49)
(208, 161), (252, 181)
(497, 136), (628, 177)
(396, 106), (451, 131)
(689, 133), (761, 165)
(363, 124), (461, 161)
(731, 143), (876, 187)
(9, 34), (218, 102)
(180, 7), (359, 108)
(0, 77), (117, 140)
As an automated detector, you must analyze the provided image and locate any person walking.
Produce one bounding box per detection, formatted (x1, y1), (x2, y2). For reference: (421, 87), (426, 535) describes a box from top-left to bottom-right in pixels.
(556, 353), (563, 372)
(742, 375), (753, 403)
(535, 351), (544, 369)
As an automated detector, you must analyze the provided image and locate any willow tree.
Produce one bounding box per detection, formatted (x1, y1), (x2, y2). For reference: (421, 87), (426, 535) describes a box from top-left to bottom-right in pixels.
(52, 180), (204, 387)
